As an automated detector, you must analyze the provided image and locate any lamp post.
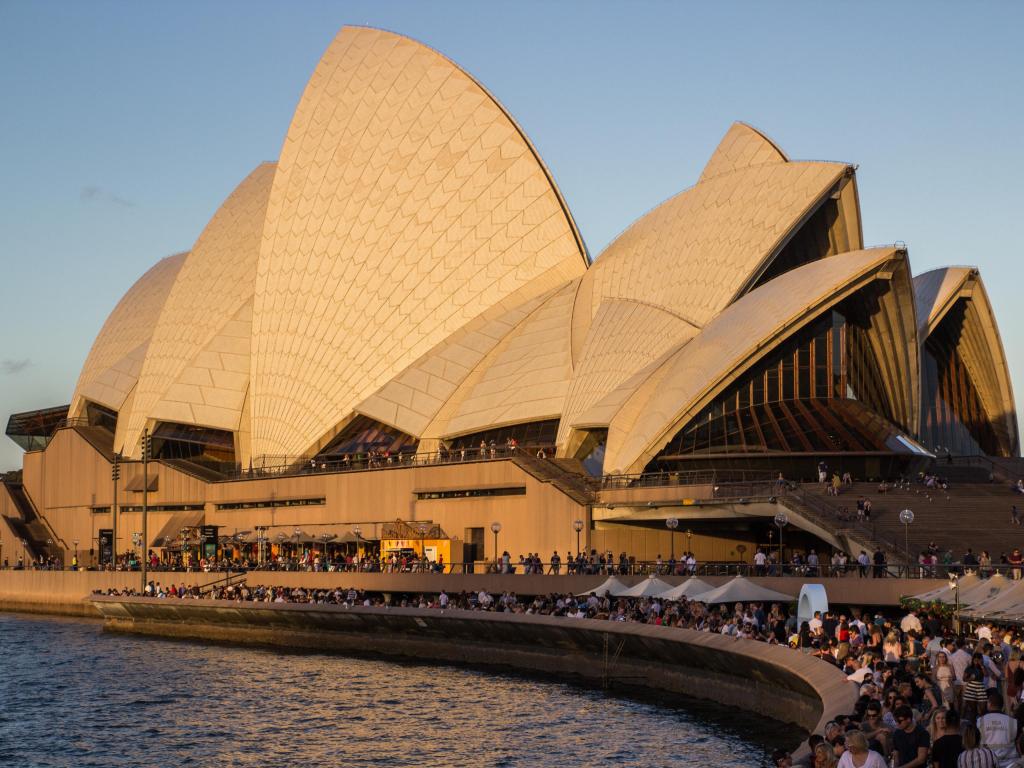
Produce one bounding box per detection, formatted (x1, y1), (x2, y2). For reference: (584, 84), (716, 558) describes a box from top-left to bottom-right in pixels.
(899, 508), (914, 578)
(417, 523), (429, 571)
(573, 519), (584, 556)
(73, 539), (79, 570)
(948, 573), (960, 634)
(111, 452), (120, 566)
(255, 526), (266, 566)
(666, 517), (679, 561)
(131, 532), (141, 573)
(140, 428), (151, 592)
(774, 511), (788, 574)
(490, 521), (502, 571)
(352, 525), (362, 570)
(320, 533), (331, 567)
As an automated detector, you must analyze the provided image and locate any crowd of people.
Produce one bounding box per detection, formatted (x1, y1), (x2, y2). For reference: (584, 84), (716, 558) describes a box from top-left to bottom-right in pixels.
(96, 579), (1024, 767)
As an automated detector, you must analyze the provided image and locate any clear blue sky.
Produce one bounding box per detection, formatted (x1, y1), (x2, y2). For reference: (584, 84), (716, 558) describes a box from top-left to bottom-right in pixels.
(1, 1), (1021, 470)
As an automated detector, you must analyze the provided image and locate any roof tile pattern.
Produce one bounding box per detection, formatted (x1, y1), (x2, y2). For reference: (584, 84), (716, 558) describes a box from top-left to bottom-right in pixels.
(119, 163), (275, 457)
(575, 160), (848, 345)
(698, 122), (788, 183)
(557, 299), (698, 450)
(250, 27), (587, 458)
(604, 248), (904, 474)
(356, 265), (577, 437)
(71, 252), (187, 418)
(442, 280), (578, 437)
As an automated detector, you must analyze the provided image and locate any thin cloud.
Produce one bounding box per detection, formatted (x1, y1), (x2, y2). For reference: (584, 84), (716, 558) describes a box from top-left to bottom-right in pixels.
(0, 359), (31, 375)
(80, 185), (135, 207)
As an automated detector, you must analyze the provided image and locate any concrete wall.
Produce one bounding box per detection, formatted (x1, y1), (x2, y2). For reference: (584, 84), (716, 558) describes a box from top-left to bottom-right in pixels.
(92, 597), (859, 741)
(21, 429), (588, 568)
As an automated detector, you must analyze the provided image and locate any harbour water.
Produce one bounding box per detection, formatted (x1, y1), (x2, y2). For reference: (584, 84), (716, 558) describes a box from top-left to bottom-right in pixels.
(0, 613), (798, 766)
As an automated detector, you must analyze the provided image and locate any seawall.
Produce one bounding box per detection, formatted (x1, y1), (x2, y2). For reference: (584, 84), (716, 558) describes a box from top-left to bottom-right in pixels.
(0, 571), (945, 617)
(91, 596), (858, 740)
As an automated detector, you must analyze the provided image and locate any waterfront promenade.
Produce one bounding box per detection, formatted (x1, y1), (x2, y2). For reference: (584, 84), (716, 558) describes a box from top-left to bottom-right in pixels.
(0, 570), (947, 616)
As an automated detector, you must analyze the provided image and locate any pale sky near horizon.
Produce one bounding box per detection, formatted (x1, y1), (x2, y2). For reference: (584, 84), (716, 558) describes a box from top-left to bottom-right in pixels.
(1, 1), (1021, 471)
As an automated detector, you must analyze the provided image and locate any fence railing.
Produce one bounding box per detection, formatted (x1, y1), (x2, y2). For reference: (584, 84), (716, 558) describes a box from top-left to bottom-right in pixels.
(20, 558), (1019, 581)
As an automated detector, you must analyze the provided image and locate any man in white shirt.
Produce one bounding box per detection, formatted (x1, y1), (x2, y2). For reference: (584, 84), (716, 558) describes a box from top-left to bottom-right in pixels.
(754, 548), (767, 576)
(978, 692), (1018, 767)
(900, 609), (923, 634)
(949, 638), (973, 683)
(809, 611), (823, 634)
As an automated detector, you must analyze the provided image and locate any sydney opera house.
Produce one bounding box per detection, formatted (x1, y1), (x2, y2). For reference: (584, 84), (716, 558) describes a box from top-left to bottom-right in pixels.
(1, 27), (1018, 569)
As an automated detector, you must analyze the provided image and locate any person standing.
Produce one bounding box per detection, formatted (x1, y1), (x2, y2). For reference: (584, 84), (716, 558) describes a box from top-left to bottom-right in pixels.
(890, 705), (929, 768)
(976, 692), (1017, 767)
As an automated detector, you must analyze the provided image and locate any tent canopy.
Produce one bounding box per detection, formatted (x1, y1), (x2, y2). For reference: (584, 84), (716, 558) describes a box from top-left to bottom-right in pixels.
(691, 576), (795, 605)
(617, 576), (675, 598)
(576, 576), (628, 597)
(657, 577), (715, 601)
(961, 579), (1024, 620)
(911, 572), (980, 605)
(959, 573), (1012, 608)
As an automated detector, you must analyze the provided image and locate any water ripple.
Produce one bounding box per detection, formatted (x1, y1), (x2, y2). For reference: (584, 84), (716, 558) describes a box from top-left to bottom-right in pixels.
(0, 613), (797, 767)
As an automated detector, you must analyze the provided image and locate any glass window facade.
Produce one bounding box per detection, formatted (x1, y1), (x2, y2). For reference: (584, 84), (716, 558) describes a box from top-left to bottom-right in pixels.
(920, 301), (1000, 456)
(648, 295), (909, 472)
(319, 415), (419, 458)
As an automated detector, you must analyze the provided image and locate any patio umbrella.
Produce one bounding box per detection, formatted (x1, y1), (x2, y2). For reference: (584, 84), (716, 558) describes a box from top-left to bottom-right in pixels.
(690, 576), (795, 604)
(656, 577), (716, 601)
(576, 576), (628, 597)
(616, 576), (675, 598)
(911, 572), (980, 604)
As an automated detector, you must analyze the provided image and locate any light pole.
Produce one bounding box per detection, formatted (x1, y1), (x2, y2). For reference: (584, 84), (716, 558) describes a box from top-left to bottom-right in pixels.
(131, 532), (141, 574)
(899, 508), (914, 578)
(490, 521), (502, 571)
(573, 519), (584, 556)
(111, 452), (120, 566)
(774, 511), (788, 573)
(320, 533), (331, 567)
(948, 573), (960, 634)
(255, 526), (266, 566)
(417, 523), (429, 571)
(73, 539), (79, 570)
(666, 517), (679, 562)
(140, 428), (152, 592)
(352, 525), (362, 570)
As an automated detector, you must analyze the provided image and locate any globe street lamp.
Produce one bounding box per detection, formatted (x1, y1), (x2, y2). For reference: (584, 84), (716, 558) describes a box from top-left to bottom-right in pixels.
(899, 508), (915, 578)
(773, 511), (788, 574)
(666, 517), (679, 561)
(73, 539), (79, 570)
(490, 521), (502, 571)
(573, 519), (584, 556)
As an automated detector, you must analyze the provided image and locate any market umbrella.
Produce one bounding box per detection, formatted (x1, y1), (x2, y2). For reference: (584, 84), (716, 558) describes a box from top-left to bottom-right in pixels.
(617, 576), (675, 598)
(576, 576), (628, 597)
(656, 577), (716, 601)
(911, 572), (980, 604)
(961, 580), (1024, 621)
(959, 573), (1012, 608)
(690, 576), (795, 604)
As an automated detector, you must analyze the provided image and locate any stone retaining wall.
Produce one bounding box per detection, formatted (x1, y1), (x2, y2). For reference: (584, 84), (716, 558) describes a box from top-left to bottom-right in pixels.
(91, 596), (858, 746)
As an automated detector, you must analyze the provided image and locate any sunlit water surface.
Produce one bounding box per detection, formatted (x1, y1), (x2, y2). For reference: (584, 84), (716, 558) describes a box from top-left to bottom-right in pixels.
(0, 613), (800, 767)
